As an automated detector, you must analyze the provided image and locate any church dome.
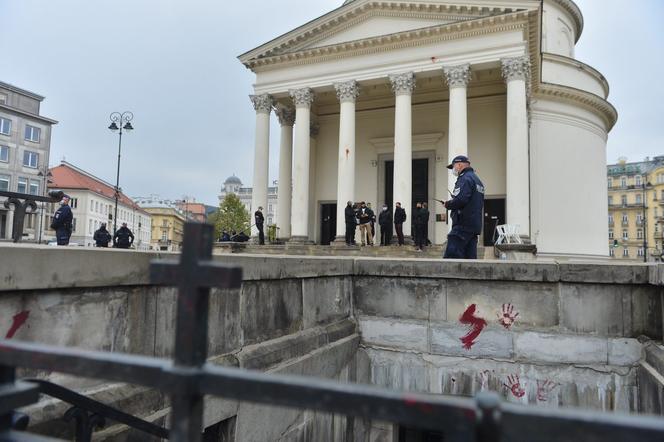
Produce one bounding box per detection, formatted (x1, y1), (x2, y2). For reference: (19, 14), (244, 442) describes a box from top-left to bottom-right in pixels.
(224, 175), (242, 186)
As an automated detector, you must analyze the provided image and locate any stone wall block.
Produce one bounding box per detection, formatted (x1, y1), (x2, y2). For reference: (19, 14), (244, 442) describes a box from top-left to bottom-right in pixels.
(358, 317), (428, 353)
(446, 280), (559, 328)
(354, 277), (444, 321)
(154, 287), (178, 358)
(608, 338), (643, 366)
(559, 283), (624, 336)
(208, 287), (242, 356)
(430, 324), (513, 359)
(240, 279), (303, 345)
(514, 331), (608, 364)
(630, 286), (663, 339)
(303, 276), (352, 328)
(558, 263), (650, 284)
(126, 287), (158, 356)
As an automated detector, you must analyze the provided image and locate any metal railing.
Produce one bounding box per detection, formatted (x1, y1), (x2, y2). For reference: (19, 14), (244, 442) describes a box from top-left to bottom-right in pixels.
(1, 223), (664, 442)
(0, 190), (62, 243)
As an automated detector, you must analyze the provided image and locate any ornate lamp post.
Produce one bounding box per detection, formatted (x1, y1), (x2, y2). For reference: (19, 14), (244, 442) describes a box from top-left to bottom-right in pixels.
(37, 166), (53, 244)
(108, 111), (134, 234)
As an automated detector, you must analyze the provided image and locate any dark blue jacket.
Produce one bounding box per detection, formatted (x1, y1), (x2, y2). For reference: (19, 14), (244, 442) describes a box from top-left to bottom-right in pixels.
(445, 167), (485, 235)
(51, 205), (73, 231)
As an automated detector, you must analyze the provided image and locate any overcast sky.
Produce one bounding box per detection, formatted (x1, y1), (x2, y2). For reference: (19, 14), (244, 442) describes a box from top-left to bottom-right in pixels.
(1, 0), (662, 206)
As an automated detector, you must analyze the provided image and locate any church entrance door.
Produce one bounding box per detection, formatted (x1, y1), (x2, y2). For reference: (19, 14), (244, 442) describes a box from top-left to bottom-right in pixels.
(384, 159), (429, 213)
(320, 203), (337, 245)
(483, 198), (506, 246)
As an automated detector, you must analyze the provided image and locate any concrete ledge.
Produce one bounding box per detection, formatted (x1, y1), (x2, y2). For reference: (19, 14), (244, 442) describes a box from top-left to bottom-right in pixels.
(514, 332), (608, 365)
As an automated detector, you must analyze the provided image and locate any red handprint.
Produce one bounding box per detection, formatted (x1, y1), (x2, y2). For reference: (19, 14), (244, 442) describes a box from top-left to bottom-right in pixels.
(504, 374), (526, 398)
(537, 380), (557, 402)
(497, 303), (519, 330)
(459, 304), (487, 350)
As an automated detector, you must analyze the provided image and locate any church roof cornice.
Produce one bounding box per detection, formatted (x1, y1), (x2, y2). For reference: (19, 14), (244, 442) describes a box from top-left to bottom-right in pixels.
(238, 0), (534, 69)
(535, 83), (618, 131)
(242, 9), (536, 71)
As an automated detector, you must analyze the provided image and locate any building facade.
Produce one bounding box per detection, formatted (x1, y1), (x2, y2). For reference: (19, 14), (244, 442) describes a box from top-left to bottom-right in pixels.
(218, 175), (279, 226)
(607, 156), (664, 261)
(47, 162), (152, 249)
(0, 81), (57, 241)
(134, 196), (186, 251)
(239, 0), (616, 257)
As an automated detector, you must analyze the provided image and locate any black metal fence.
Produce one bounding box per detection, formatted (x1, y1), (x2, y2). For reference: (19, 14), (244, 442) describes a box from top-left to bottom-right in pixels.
(0, 190), (62, 243)
(1, 223), (664, 441)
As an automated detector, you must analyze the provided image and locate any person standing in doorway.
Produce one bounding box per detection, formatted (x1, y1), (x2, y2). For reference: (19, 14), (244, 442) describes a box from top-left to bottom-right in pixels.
(413, 202), (425, 251)
(366, 202), (376, 246)
(394, 202), (406, 245)
(443, 155), (485, 259)
(344, 201), (356, 246)
(378, 204), (392, 246)
(113, 222), (134, 249)
(93, 223), (112, 247)
(50, 195), (73, 246)
(422, 202), (430, 247)
(358, 202), (371, 246)
(254, 206), (265, 245)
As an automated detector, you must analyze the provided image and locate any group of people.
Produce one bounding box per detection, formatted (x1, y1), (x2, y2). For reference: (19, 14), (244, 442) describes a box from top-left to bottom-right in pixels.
(342, 154), (484, 259)
(50, 195), (135, 248)
(219, 230), (250, 242)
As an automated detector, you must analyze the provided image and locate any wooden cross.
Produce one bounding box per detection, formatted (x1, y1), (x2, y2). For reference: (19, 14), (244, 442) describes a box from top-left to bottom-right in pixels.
(150, 222), (242, 442)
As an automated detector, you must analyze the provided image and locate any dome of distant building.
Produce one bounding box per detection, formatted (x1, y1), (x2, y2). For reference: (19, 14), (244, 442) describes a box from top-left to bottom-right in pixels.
(224, 175), (242, 185)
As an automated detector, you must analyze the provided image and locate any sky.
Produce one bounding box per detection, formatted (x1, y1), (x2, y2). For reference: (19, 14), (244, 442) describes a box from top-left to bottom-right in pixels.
(1, 0), (663, 206)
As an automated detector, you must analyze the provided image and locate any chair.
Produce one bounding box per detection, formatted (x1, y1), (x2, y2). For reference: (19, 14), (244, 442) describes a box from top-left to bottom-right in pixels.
(495, 224), (522, 245)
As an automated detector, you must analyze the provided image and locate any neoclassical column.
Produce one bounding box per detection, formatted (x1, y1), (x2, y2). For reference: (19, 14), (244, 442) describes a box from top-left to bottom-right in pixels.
(502, 56), (531, 238)
(249, 94), (273, 240)
(443, 64), (471, 201)
(389, 72), (415, 238)
(289, 87), (314, 243)
(275, 106), (295, 240)
(308, 121), (320, 242)
(333, 80), (360, 243)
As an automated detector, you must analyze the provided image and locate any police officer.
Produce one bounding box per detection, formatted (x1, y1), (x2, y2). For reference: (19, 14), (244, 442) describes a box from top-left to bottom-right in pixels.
(50, 195), (73, 246)
(113, 223), (135, 249)
(93, 223), (112, 247)
(344, 201), (356, 246)
(443, 155), (485, 259)
(254, 206), (265, 245)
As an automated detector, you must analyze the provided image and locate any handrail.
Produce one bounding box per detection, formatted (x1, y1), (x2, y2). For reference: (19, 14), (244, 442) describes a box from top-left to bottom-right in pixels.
(24, 379), (169, 439)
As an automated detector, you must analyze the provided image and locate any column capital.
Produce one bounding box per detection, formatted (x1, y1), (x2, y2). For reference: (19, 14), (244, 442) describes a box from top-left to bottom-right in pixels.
(443, 64), (471, 89)
(289, 87), (315, 108)
(249, 94), (274, 114)
(275, 106), (296, 127)
(501, 56), (531, 82)
(389, 72), (416, 96)
(334, 80), (360, 103)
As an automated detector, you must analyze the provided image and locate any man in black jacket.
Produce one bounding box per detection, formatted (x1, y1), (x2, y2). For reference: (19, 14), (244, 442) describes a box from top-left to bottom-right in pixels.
(93, 223), (112, 247)
(394, 202), (406, 245)
(422, 202), (431, 247)
(113, 223), (134, 249)
(443, 155), (485, 259)
(378, 204), (392, 246)
(413, 202), (425, 251)
(50, 195), (73, 246)
(344, 201), (356, 245)
(254, 207), (265, 245)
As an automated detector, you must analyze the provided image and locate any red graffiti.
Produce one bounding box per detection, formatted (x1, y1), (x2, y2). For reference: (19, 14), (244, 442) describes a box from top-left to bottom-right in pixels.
(431, 56), (437, 63)
(537, 380), (557, 402)
(403, 395), (434, 414)
(5, 311), (30, 339)
(459, 304), (487, 349)
(504, 374), (526, 398)
(497, 303), (519, 330)
(345, 148), (350, 158)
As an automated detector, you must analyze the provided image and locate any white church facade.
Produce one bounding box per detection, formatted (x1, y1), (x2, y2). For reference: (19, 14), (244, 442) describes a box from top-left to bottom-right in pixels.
(239, 0), (615, 257)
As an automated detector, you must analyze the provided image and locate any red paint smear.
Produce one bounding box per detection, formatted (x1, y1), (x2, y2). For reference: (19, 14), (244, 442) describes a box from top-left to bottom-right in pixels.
(6, 310), (30, 339)
(403, 395), (434, 414)
(459, 304), (487, 350)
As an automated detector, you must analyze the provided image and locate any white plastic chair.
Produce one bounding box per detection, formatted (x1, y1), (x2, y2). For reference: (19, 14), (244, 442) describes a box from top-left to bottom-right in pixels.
(495, 224), (522, 245)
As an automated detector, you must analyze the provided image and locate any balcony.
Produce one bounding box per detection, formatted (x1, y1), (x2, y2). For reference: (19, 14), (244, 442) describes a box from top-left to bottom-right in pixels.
(655, 233), (664, 240)
(608, 221), (615, 227)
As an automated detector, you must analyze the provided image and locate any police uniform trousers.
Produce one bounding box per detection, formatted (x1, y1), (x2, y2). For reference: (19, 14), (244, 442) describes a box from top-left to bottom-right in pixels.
(444, 227), (478, 259)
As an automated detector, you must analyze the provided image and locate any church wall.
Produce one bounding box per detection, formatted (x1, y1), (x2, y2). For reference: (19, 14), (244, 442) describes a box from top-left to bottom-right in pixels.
(542, 54), (608, 99)
(542, 0), (578, 58)
(313, 95), (507, 244)
(530, 98), (609, 257)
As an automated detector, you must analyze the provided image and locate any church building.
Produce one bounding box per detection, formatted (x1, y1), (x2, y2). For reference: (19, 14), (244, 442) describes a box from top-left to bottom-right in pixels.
(239, 0), (615, 258)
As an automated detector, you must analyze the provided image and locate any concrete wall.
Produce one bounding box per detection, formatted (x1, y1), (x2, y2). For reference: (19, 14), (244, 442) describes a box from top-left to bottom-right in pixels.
(2, 245), (664, 440)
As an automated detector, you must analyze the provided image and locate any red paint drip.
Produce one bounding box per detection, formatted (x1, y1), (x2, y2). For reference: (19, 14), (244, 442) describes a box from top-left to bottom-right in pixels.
(459, 304), (486, 350)
(403, 395), (434, 414)
(6, 311), (30, 339)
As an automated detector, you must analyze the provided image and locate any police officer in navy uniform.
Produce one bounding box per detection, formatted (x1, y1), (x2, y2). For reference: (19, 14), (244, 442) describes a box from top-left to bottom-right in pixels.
(254, 206), (265, 245)
(443, 155), (485, 259)
(50, 195), (73, 246)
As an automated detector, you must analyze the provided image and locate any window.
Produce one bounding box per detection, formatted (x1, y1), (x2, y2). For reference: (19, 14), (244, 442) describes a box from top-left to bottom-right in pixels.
(17, 177), (27, 193)
(656, 208), (660, 217)
(0, 94), (6, 104)
(29, 179), (39, 195)
(620, 177), (627, 188)
(638, 248), (645, 257)
(608, 214), (614, 224)
(608, 178), (613, 188)
(622, 230), (628, 240)
(609, 248), (615, 257)
(89, 219), (93, 233)
(0, 145), (8, 162)
(72, 218), (77, 232)
(661, 189), (664, 200)
(163, 220), (168, 227)
(622, 213), (628, 223)
(161, 231), (167, 241)
(268, 217), (273, 224)
(635, 175), (642, 187)
(636, 194), (642, 204)
(0, 118), (10, 135)
(71, 198), (78, 209)
(608, 196), (613, 205)
(608, 229), (614, 239)
(23, 150), (38, 168)
(637, 229), (644, 239)
(0, 174), (9, 191)
(24, 125), (40, 142)
(636, 214), (643, 224)
(623, 248), (629, 257)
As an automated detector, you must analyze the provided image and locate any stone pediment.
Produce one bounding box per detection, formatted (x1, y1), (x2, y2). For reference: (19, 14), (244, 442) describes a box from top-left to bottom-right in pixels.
(238, 0), (532, 69)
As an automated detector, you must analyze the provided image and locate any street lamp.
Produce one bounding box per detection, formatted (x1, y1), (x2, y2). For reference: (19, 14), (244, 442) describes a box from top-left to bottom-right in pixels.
(108, 111), (134, 234)
(37, 167), (52, 244)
